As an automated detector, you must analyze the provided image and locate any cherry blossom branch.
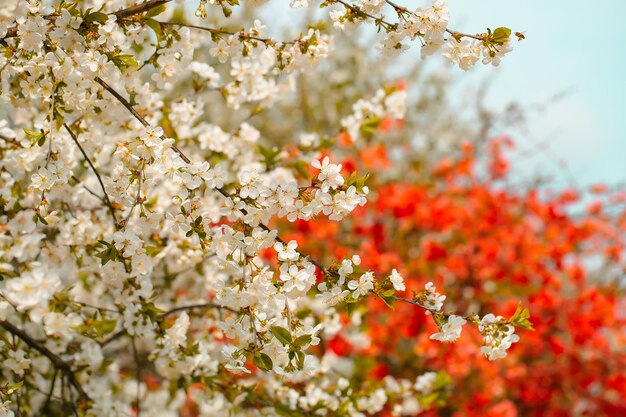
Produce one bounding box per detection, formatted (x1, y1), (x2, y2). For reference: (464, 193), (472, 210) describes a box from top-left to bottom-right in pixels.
(383, 0), (487, 41)
(98, 303), (237, 348)
(1, 0), (171, 42)
(63, 123), (119, 229)
(152, 20), (298, 45)
(159, 302), (239, 318)
(0, 320), (91, 403)
(91, 75), (516, 333)
(94, 77), (192, 164)
(334, 0), (396, 29)
(99, 329), (126, 347)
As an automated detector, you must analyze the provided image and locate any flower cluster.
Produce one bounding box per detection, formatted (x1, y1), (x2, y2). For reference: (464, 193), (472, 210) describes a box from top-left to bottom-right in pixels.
(291, 0), (519, 70)
(478, 313), (520, 360)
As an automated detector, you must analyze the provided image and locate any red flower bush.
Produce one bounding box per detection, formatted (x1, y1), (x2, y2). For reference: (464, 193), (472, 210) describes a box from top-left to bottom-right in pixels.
(278, 135), (626, 416)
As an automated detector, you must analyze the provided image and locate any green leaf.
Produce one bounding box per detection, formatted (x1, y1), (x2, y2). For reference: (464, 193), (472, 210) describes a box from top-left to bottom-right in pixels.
(84, 11), (108, 24)
(270, 326), (292, 345)
(144, 18), (163, 41)
(508, 303), (535, 331)
(346, 301), (357, 316)
(381, 296), (395, 309)
(112, 54), (139, 70)
(24, 128), (45, 146)
(143, 4), (167, 19)
(253, 352), (273, 371)
(256, 144), (282, 168)
(144, 302), (165, 323)
(274, 404), (294, 417)
(294, 350), (305, 369)
(291, 159), (310, 180)
(381, 288), (396, 297)
(491, 27), (512, 43)
(6, 380), (23, 393)
(292, 334), (312, 348)
(73, 318), (117, 338)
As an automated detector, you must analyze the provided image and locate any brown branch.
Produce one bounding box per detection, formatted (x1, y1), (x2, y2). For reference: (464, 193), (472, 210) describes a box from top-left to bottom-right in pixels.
(383, 0), (488, 41)
(114, 0), (172, 19)
(39, 369), (58, 416)
(98, 302), (237, 348)
(131, 337), (142, 417)
(159, 302), (238, 319)
(334, 0), (396, 29)
(1, 0), (171, 42)
(154, 20), (297, 45)
(0, 320), (92, 403)
(64, 123), (119, 229)
(99, 329), (126, 347)
(94, 77), (191, 164)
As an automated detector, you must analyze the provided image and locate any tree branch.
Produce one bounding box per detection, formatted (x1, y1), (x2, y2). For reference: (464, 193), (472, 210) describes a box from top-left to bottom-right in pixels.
(64, 123), (119, 229)
(0, 321), (91, 404)
(113, 0), (172, 19)
(159, 302), (238, 319)
(94, 77), (191, 164)
(153, 20), (297, 45)
(1, 0), (172, 42)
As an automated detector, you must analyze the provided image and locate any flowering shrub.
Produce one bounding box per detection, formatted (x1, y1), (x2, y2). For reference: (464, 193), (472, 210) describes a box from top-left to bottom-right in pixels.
(0, 1), (618, 417)
(279, 130), (626, 415)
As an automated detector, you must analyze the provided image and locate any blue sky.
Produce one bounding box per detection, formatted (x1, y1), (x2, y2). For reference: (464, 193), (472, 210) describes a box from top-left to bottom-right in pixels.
(445, 0), (626, 187)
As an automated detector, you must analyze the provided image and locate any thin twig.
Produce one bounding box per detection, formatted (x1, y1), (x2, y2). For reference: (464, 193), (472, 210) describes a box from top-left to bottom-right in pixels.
(383, 0), (487, 41)
(70, 175), (107, 202)
(39, 369), (58, 416)
(122, 162), (144, 228)
(64, 123), (119, 228)
(94, 77), (191, 164)
(1, 0), (171, 41)
(113, 0), (171, 19)
(159, 302), (238, 319)
(99, 329), (126, 347)
(153, 20), (297, 45)
(335, 0), (396, 29)
(131, 337), (141, 417)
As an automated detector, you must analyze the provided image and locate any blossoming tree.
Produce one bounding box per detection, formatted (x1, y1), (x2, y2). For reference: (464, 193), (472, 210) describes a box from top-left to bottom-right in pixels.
(0, 1), (542, 416)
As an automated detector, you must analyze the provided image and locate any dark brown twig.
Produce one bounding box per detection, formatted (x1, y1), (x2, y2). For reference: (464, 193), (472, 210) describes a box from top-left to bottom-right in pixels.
(0, 321), (91, 403)
(113, 0), (171, 19)
(64, 123), (119, 229)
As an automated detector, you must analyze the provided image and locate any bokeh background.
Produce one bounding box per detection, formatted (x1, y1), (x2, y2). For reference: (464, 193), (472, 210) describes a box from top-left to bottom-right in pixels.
(243, 0), (626, 188)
